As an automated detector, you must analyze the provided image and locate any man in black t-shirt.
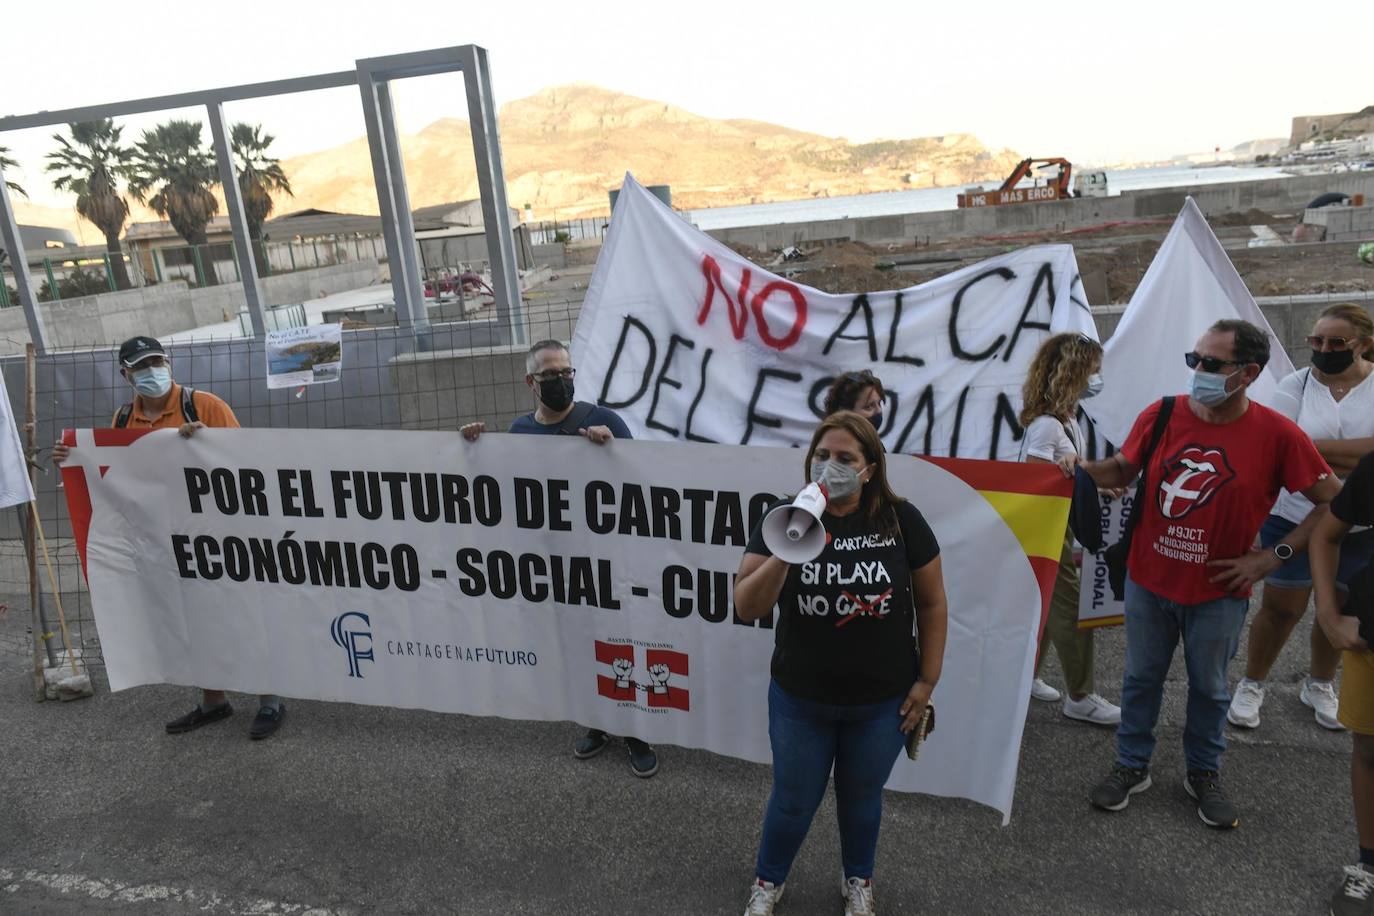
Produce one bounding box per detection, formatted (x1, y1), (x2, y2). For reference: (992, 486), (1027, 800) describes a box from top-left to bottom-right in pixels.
(1310, 451), (1374, 913)
(460, 339), (659, 778)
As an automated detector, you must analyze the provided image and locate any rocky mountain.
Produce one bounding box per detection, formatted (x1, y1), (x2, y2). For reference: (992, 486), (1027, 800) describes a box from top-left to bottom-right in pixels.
(15, 85), (1024, 238)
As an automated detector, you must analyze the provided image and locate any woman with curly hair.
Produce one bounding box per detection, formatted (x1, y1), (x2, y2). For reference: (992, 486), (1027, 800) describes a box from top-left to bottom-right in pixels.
(1019, 333), (1120, 725)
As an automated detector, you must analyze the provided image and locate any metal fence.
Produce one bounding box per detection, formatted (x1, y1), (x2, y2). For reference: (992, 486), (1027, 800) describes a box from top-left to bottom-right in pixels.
(528, 217), (607, 246)
(0, 293), (584, 693)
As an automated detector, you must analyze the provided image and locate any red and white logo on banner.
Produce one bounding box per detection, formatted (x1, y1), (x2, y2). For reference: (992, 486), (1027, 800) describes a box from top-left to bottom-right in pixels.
(593, 639), (690, 711)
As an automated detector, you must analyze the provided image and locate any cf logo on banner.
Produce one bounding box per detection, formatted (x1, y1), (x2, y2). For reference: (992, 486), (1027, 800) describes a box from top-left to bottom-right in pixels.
(330, 612), (374, 678)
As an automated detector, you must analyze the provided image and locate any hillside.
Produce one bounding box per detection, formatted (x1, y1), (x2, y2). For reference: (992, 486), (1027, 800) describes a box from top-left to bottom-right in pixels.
(16, 84), (1025, 237)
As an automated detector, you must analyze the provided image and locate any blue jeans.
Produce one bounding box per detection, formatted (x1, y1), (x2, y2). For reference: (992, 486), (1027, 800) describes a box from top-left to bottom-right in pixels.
(1117, 577), (1248, 773)
(756, 680), (907, 885)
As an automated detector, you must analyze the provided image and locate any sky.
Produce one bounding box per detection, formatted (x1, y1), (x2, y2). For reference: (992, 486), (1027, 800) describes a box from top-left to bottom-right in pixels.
(0, 0), (1368, 209)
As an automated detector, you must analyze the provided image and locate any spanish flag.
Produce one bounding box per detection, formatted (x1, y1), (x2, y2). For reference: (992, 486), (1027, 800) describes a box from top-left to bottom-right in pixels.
(924, 457), (1073, 639)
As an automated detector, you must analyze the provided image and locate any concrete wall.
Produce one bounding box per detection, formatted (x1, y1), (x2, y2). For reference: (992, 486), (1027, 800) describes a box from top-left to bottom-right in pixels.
(0, 260), (382, 352)
(707, 174), (1374, 250)
(389, 344), (530, 431)
(1304, 205), (1374, 241)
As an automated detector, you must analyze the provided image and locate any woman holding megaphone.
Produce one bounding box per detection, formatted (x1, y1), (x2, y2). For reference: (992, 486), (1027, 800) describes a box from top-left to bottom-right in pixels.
(733, 411), (948, 916)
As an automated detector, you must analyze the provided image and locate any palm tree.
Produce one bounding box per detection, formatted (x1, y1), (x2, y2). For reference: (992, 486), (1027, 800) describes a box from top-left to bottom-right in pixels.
(231, 123), (292, 277)
(0, 146), (27, 198)
(45, 119), (135, 290)
(126, 120), (220, 286)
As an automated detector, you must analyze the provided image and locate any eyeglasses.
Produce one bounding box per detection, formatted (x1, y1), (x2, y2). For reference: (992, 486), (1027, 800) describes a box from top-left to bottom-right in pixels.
(1307, 335), (1358, 351)
(533, 367), (575, 383)
(1184, 352), (1242, 373)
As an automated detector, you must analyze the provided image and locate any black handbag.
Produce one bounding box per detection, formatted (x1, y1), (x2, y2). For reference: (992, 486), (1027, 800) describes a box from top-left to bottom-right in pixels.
(1104, 397), (1176, 601)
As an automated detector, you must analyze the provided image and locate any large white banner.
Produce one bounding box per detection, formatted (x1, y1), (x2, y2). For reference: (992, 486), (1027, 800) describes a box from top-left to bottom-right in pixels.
(573, 174), (1098, 459)
(1077, 198), (1294, 625)
(63, 429), (1064, 823)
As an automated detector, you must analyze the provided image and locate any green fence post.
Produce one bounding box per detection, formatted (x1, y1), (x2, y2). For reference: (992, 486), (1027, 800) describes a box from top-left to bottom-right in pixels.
(288, 242), (297, 272)
(231, 242), (241, 282)
(261, 240), (271, 277)
(191, 245), (206, 288)
(153, 249), (164, 283)
(103, 252), (116, 292)
(43, 258), (59, 301)
(311, 238), (320, 268)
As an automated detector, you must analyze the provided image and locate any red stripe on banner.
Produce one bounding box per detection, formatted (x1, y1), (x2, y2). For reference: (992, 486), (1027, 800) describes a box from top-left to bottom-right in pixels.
(1027, 555), (1060, 641)
(920, 455), (1073, 499)
(645, 648), (689, 676)
(596, 675), (636, 702)
(594, 640), (633, 666)
(648, 686), (691, 711)
(59, 428), (150, 576)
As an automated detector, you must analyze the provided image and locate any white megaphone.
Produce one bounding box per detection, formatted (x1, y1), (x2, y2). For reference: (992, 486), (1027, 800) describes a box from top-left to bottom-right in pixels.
(761, 482), (829, 564)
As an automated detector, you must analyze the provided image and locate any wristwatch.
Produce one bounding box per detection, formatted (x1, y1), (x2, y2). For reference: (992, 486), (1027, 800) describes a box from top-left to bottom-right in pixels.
(1273, 543), (1294, 562)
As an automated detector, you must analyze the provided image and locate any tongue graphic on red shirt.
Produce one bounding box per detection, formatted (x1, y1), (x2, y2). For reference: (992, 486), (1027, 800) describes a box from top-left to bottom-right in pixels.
(1156, 445), (1236, 520)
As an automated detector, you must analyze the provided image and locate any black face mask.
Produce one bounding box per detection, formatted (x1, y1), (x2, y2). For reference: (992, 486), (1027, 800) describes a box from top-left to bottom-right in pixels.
(538, 376), (575, 412)
(868, 412), (884, 433)
(1312, 349), (1357, 375)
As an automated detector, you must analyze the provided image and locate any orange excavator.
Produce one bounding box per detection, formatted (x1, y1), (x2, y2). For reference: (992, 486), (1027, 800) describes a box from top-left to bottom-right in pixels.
(957, 157), (1074, 208)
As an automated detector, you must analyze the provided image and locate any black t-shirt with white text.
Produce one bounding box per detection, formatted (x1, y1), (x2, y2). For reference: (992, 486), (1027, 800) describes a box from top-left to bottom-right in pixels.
(745, 499), (940, 705)
(1329, 451), (1374, 644)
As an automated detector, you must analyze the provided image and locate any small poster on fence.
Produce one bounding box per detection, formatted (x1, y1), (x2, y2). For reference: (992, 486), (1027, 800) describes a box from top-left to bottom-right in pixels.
(265, 324), (343, 389)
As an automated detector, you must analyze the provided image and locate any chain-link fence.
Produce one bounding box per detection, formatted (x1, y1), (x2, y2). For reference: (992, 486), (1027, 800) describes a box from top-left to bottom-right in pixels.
(0, 284), (586, 692)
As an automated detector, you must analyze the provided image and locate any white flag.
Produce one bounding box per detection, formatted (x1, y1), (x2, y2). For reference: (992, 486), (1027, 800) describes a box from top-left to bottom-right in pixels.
(0, 369), (33, 508)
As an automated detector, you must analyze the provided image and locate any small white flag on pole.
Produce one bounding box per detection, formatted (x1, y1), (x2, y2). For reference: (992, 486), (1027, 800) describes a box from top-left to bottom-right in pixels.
(0, 367), (33, 509)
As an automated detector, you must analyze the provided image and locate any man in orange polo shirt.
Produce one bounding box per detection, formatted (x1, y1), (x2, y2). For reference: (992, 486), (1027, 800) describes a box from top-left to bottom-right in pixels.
(53, 336), (286, 740)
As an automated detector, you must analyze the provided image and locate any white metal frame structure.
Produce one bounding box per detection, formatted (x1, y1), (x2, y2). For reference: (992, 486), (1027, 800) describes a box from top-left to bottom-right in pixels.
(0, 45), (525, 354)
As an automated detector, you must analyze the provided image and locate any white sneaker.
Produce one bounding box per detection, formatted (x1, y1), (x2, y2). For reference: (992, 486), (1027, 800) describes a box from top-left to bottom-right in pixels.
(1031, 678), (1061, 703)
(1062, 693), (1122, 725)
(841, 875), (875, 916)
(1227, 678), (1264, 728)
(745, 879), (784, 916)
(1301, 677), (1346, 731)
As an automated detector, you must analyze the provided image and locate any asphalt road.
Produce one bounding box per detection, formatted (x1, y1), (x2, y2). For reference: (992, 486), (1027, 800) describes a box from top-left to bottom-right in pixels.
(0, 593), (1354, 915)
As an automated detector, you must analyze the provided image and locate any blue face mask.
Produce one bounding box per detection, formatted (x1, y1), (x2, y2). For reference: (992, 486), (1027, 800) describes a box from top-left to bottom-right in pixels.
(1189, 368), (1238, 407)
(130, 365), (172, 398)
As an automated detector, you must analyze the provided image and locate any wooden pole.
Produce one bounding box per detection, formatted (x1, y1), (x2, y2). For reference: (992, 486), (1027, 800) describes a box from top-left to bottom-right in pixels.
(30, 502), (76, 674)
(24, 343), (44, 699)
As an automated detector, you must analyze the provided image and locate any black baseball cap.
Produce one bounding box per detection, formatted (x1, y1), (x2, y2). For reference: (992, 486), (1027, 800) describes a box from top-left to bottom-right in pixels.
(118, 336), (166, 368)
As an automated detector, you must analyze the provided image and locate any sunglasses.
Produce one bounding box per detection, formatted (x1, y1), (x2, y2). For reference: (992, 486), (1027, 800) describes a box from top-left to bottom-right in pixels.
(1184, 352), (1243, 373)
(1307, 335), (1359, 351)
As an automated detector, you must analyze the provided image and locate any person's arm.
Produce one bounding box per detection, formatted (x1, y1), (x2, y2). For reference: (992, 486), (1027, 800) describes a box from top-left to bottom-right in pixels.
(1312, 437), (1374, 476)
(733, 551), (789, 622)
(900, 555), (947, 734)
(1311, 509), (1368, 651)
(580, 409), (632, 446)
(1075, 452), (1141, 488)
(460, 421), (486, 441)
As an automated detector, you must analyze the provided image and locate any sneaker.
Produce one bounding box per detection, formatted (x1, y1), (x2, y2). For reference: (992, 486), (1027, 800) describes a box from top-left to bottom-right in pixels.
(1031, 678), (1062, 703)
(626, 738), (659, 778)
(249, 703), (286, 740)
(1331, 864), (1374, 916)
(841, 875), (875, 916)
(573, 728), (610, 759)
(164, 702), (233, 734)
(1301, 677), (1347, 731)
(1227, 678), (1264, 729)
(1062, 693), (1122, 726)
(744, 879), (784, 916)
(1089, 763), (1152, 811)
(1184, 770), (1239, 829)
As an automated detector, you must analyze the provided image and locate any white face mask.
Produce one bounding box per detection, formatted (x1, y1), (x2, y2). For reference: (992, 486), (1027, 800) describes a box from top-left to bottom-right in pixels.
(130, 365), (172, 398)
(810, 459), (866, 501)
(1083, 373), (1104, 399)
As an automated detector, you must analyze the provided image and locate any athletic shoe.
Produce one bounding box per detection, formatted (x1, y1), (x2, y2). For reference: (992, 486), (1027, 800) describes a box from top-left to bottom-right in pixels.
(1031, 678), (1061, 703)
(1062, 693), (1122, 725)
(841, 875), (875, 916)
(573, 728), (610, 759)
(1184, 770), (1239, 829)
(164, 702), (233, 734)
(1330, 864), (1374, 916)
(744, 879), (784, 916)
(626, 738), (659, 778)
(1089, 763), (1151, 811)
(1301, 677), (1346, 731)
(249, 703), (286, 740)
(1227, 678), (1265, 729)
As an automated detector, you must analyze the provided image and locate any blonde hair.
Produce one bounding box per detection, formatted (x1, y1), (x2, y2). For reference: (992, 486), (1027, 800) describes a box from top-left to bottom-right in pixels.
(1317, 303), (1374, 362)
(1019, 333), (1103, 427)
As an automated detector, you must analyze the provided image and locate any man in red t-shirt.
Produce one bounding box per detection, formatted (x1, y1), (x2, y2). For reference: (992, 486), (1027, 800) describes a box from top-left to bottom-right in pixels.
(1074, 320), (1338, 829)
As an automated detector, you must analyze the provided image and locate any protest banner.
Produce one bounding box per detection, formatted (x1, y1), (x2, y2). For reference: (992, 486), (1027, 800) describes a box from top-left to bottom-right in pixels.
(266, 324), (343, 389)
(572, 175), (1098, 459)
(1077, 198), (1295, 627)
(62, 429), (1069, 823)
